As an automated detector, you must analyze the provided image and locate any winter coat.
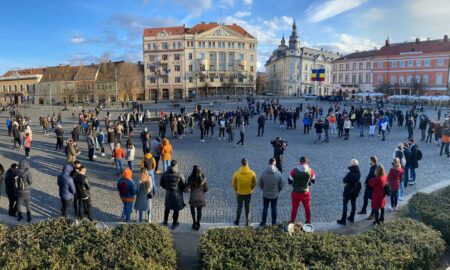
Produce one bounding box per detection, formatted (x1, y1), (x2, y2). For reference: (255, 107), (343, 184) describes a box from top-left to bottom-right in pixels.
(161, 138), (173, 161)
(141, 153), (156, 171)
(4, 168), (17, 196)
(150, 139), (161, 158)
(160, 166), (186, 211)
(410, 144), (419, 169)
(117, 177), (135, 203)
(86, 135), (95, 149)
(57, 164), (76, 200)
(368, 175), (387, 209)
(343, 120), (351, 129)
(232, 166), (257, 195)
(134, 180), (152, 211)
(126, 146), (135, 161)
(258, 165), (284, 199)
(343, 165), (361, 199)
(66, 143), (77, 164)
(74, 173), (90, 200)
(112, 148), (125, 159)
(388, 167), (403, 192)
(185, 175), (208, 208)
(16, 159), (33, 200)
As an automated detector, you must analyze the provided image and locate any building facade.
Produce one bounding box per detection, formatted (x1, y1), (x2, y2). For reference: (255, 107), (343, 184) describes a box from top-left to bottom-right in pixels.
(265, 22), (339, 96)
(330, 50), (378, 97)
(0, 68), (45, 105)
(143, 22), (258, 101)
(373, 36), (450, 96)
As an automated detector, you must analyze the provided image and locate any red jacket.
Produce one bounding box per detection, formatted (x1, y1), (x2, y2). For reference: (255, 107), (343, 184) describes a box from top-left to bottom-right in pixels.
(368, 175), (387, 209)
(388, 167), (403, 192)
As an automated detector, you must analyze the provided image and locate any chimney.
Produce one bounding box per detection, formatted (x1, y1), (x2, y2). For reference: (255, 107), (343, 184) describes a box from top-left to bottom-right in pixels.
(445, 35), (448, 42)
(415, 38), (420, 44)
(201, 21), (205, 24)
(109, 60), (112, 63)
(385, 37), (390, 47)
(138, 61), (141, 65)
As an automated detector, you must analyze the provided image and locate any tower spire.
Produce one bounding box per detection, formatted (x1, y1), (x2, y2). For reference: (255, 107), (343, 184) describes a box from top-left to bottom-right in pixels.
(288, 20), (300, 50)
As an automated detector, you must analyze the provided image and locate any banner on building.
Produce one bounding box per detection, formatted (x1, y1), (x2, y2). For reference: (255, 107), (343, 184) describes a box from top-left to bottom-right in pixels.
(311, 69), (325, 82)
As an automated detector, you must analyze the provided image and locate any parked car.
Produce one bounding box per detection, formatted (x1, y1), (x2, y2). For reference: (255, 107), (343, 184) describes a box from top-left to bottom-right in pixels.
(263, 92), (275, 96)
(304, 94), (318, 100)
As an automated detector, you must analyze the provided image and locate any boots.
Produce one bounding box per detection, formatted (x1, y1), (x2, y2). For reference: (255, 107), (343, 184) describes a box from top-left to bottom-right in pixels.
(337, 213), (346, 225)
(347, 211), (355, 223)
(17, 212), (23, 222)
(27, 212), (32, 223)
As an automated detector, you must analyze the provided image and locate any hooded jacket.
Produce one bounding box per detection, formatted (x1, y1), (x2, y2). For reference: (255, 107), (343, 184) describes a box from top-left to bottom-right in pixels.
(117, 169), (135, 203)
(232, 166), (256, 195)
(343, 165), (361, 198)
(160, 165), (186, 210)
(289, 163), (315, 193)
(161, 138), (172, 161)
(388, 167), (403, 192)
(57, 164), (76, 200)
(258, 165), (284, 199)
(141, 153), (156, 170)
(16, 159), (33, 199)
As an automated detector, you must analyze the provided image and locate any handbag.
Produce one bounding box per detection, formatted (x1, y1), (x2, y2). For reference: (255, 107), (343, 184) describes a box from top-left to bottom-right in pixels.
(383, 184), (391, 196)
(147, 191), (153, 199)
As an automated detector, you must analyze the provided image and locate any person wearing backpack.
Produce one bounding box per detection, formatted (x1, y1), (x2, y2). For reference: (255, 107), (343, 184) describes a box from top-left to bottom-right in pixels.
(337, 159), (361, 226)
(117, 168), (135, 222)
(16, 159), (33, 222)
(57, 164), (76, 218)
(408, 138), (420, 185)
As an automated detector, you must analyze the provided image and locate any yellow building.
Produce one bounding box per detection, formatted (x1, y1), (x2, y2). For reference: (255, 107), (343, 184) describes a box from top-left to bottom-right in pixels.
(143, 22), (258, 101)
(0, 69), (45, 105)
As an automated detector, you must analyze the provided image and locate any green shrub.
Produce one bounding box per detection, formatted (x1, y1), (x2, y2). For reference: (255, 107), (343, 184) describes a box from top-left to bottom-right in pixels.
(0, 218), (176, 270)
(408, 190), (450, 245)
(199, 218), (445, 270)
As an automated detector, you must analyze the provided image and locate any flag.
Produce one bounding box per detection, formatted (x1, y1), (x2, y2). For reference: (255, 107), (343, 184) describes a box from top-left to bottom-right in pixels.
(311, 69), (325, 82)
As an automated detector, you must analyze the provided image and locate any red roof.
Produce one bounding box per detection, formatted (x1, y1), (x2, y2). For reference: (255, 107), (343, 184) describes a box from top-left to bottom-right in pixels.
(377, 38), (450, 56)
(3, 68), (46, 77)
(143, 26), (185, 37)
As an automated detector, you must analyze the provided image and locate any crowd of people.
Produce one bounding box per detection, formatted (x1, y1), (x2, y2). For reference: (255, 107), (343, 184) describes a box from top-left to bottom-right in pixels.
(1, 99), (448, 230)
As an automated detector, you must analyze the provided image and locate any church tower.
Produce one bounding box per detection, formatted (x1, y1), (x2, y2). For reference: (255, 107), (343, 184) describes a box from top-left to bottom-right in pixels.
(288, 21), (300, 50)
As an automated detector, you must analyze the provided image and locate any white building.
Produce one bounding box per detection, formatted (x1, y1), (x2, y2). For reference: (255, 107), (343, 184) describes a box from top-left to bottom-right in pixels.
(265, 22), (339, 96)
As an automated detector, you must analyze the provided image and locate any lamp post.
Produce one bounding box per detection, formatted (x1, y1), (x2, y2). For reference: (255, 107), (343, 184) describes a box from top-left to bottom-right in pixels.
(115, 67), (118, 108)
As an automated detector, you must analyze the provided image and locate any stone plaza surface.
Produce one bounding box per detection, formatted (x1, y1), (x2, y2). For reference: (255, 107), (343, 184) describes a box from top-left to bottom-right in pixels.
(0, 100), (448, 224)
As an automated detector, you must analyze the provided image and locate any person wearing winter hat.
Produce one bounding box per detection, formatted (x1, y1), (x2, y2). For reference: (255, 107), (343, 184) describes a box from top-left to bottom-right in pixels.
(117, 168), (135, 222)
(337, 159), (361, 225)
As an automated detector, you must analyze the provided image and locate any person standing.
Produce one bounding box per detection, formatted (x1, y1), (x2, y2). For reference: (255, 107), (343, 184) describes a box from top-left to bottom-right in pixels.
(97, 128), (106, 157)
(74, 166), (92, 220)
(24, 133), (32, 159)
(289, 156), (315, 224)
(4, 164), (17, 216)
(107, 126), (115, 158)
(337, 159), (361, 225)
(126, 140), (136, 170)
(57, 164), (76, 218)
(112, 143), (125, 175)
(185, 165), (208, 230)
(160, 160), (186, 230)
(440, 123), (450, 157)
(343, 116), (351, 140)
(368, 165), (387, 225)
(134, 168), (154, 223)
(257, 113), (265, 137)
(232, 159), (257, 226)
(358, 156), (377, 218)
(161, 138), (173, 172)
(12, 124), (21, 150)
(314, 118), (324, 143)
(408, 138), (420, 185)
(258, 158), (284, 226)
(117, 168), (135, 222)
(387, 158), (403, 211)
(235, 122), (245, 146)
(16, 159), (33, 222)
(150, 136), (162, 173)
(407, 117), (415, 139)
(86, 132), (96, 161)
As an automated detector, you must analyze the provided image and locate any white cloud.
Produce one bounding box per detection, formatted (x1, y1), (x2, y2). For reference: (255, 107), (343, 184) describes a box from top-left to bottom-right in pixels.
(221, 0), (235, 6)
(409, 0), (450, 17)
(70, 36), (86, 44)
(234, 11), (251, 18)
(307, 0), (366, 23)
(172, 0), (212, 17)
(316, 33), (379, 55)
(243, 0), (252, 4)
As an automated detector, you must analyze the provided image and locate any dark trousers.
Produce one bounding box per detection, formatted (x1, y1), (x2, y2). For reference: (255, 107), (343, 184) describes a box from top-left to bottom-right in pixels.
(420, 129), (426, 140)
(338, 128), (343, 138)
(78, 198), (92, 220)
(426, 133), (433, 143)
(341, 196), (356, 221)
(408, 128), (413, 138)
(61, 198), (73, 218)
(390, 190), (399, 208)
(344, 129), (350, 139)
(275, 155), (283, 173)
(190, 206), (202, 224)
(88, 148), (94, 161)
(99, 142), (105, 154)
(7, 193), (17, 216)
(219, 127), (225, 138)
(236, 194), (251, 223)
(154, 156), (160, 171)
(374, 208), (385, 224)
(261, 197), (278, 225)
(236, 132), (244, 145)
(25, 147), (30, 157)
(13, 137), (20, 149)
(200, 129), (205, 140)
(164, 208), (179, 224)
(56, 137), (64, 150)
(257, 125), (264, 136)
(17, 197), (31, 213)
(303, 125), (310, 134)
(440, 143), (449, 156)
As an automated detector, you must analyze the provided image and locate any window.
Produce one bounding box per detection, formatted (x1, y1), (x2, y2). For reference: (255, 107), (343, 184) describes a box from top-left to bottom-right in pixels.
(359, 63), (363, 70)
(162, 55), (168, 60)
(358, 74), (363, 83)
(1, 85), (5, 92)
(438, 58), (445, 67)
(172, 42), (176, 49)
(392, 61), (397, 68)
(150, 77), (156, 83)
(178, 42), (182, 49)
(162, 76), (168, 83)
(352, 63), (356, 70)
(149, 55), (156, 61)
(250, 66), (254, 72)
(188, 65), (193, 72)
(346, 63), (350, 70)
(339, 75), (343, 83)
(407, 75), (412, 83)
(436, 73), (443, 85)
(332, 75), (337, 83)
(424, 59), (430, 67)
(352, 75), (356, 84)
(188, 53), (193, 60)
(209, 52), (215, 60)
(415, 75), (421, 83)
(189, 77), (193, 83)
(345, 75), (349, 83)
(147, 44), (152, 50)
(366, 74), (370, 83)
(408, 60), (413, 67)
(175, 65), (180, 72)
(250, 55), (254, 62)
(366, 62), (371, 69)
(416, 60), (421, 67)
(175, 77), (181, 83)
(162, 43), (168, 50)
(423, 75), (429, 84)
(153, 44), (157, 50)
(377, 75), (382, 84)
(399, 76), (405, 84)
(199, 53), (205, 59)
(391, 76), (397, 84)
(149, 66), (156, 72)
(400, 61), (405, 68)
(174, 54), (180, 60)
(209, 75), (214, 82)
(377, 62), (383, 68)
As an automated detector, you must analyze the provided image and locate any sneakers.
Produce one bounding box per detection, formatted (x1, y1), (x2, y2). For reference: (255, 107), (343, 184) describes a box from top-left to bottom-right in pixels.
(101, 153), (105, 157)
(409, 181), (416, 185)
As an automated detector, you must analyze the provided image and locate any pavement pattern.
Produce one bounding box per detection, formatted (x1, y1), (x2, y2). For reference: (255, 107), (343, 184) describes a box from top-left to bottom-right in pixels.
(0, 100), (448, 225)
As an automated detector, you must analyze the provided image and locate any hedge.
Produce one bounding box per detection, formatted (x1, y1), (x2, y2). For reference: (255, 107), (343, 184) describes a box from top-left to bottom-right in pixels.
(0, 218), (176, 270)
(199, 218), (445, 270)
(408, 187), (450, 245)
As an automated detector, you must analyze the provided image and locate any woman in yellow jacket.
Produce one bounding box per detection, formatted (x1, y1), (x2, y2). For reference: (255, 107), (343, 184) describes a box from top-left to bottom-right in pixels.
(232, 158), (256, 226)
(161, 138), (173, 172)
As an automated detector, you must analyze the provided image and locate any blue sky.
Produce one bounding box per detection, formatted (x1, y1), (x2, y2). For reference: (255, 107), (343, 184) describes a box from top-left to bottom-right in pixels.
(1, 0), (449, 75)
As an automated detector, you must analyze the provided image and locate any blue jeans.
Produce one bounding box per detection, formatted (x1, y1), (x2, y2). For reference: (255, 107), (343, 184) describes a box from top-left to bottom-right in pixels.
(403, 165), (410, 185)
(128, 160), (133, 170)
(261, 197), (278, 225)
(399, 179), (405, 198)
(163, 160), (171, 172)
(359, 125), (364, 136)
(410, 167), (416, 182)
(138, 200), (152, 223)
(147, 170), (157, 193)
(115, 159), (123, 174)
(122, 201), (133, 221)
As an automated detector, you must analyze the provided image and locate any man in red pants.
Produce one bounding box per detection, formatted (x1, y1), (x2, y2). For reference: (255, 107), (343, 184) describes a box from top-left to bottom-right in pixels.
(289, 156), (316, 224)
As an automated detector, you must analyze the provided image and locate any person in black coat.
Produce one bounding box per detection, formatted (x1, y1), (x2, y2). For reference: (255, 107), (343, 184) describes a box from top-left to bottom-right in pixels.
(4, 164), (17, 216)
(337, 159), (361, 225)
(16, 159), (33, 222)
(257, 113), (265, 137)
(184, 165), (208, 231)
(358, 156), (377, 218)
(74, 166), (93, 220)
(160, 160), (185, 230)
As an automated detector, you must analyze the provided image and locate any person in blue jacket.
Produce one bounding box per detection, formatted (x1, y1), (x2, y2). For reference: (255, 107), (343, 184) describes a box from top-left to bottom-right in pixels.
(57, 164), (76, 218)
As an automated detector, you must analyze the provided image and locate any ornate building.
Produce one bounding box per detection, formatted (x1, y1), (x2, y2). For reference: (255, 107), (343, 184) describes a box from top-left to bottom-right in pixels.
(265, 22), (339, 96)
(0, 68), (45, 105)
(143, 22), (258, 101)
